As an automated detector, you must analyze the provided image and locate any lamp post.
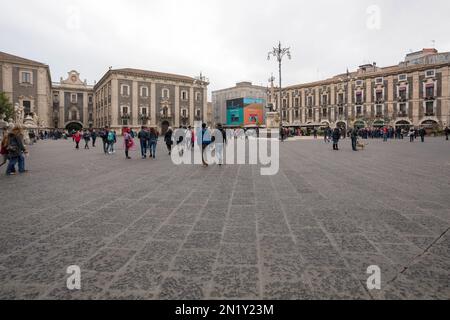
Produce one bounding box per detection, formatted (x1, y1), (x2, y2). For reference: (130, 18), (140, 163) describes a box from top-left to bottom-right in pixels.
(268, 41), (291, 130)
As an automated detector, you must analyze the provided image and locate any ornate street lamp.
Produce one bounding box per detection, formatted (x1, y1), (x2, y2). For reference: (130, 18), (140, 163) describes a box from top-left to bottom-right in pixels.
(268, 41), (291, 129)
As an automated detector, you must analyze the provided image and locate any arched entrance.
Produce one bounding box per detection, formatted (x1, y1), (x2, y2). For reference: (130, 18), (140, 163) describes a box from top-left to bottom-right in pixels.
(421, 120), (439, 134)
(373, 120), (385, 128)
(336, 121), (346, 130)
(161, 120), (170, 136)
(395, 120), (411, 130)
(65, 121), (83, 133)
(354, 120), (366, 129)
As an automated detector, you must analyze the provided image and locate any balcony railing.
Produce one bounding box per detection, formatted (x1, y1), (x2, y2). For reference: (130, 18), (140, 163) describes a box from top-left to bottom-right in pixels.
(120, 113), (131, 119)
(425, 96), (435, 101)
(425, 112), (435, 117)
(397, 112), (407, 117)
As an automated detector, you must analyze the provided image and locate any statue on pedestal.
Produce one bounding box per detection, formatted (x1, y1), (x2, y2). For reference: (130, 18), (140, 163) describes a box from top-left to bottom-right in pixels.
(14, 103), (24, 124)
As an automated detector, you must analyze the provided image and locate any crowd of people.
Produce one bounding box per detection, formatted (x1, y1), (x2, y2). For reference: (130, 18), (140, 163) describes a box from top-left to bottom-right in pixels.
(2, 122), (449, 176)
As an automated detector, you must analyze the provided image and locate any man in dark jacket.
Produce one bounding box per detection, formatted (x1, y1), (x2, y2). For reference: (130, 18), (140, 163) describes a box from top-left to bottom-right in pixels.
(138, 126), (149, 159)
(100, 127), (109, 154)
(445, 126), (450, 141)
(351, 127), (358, 151)
(419, 128), (426, 143)
(332, 128), (341, 151)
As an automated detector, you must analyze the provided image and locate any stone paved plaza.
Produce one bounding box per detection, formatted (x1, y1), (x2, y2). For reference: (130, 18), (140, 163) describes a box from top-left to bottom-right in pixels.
(0, 137), (449, 300)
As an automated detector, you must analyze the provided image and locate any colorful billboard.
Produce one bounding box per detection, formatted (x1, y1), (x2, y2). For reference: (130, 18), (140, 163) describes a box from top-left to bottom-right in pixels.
(226, 98), (265, 126)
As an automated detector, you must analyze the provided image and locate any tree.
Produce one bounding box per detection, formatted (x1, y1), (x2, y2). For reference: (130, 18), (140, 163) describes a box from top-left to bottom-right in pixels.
(0, 92), (13, 121)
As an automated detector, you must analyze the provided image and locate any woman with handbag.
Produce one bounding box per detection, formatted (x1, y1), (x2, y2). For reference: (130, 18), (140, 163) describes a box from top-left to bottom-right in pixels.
(123, 128), (134, 159)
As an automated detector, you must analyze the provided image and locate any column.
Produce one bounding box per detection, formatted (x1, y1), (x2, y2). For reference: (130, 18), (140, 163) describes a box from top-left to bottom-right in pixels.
(174, 85), (180, 127)
(59, 90), (65, 128)
(441, 67), (449, 126)
(412, 72), (420, 125)
(83, 91), (88, 126)
(132, 80), (138, 127)
(150, 82), (156, 126)
(2, 64), (13, 101)
(203, 87), (208, 125)
(387, 76), (394, 118)
(189, 87), (194, 126)
(111, 78), (119, 128)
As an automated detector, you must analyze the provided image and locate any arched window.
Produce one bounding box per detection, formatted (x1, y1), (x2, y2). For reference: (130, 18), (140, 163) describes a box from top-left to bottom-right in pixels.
(181, 90), (188, 101)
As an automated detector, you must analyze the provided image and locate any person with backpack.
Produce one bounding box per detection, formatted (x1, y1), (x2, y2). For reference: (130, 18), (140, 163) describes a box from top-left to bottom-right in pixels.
(73, 130), (82, 149)
(148, 127), (158, 159)
(164, 127), (173, 155)
(100, 127), (109, 154)
(138, 126), (149, 159)
(82, 129), (91, 149)
(5, 126), (28, 175)
(107, 130), (116, 154)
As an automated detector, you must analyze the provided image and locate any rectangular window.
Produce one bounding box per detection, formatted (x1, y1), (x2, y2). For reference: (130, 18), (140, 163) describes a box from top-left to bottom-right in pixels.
(71, 93), (77, 103)
(425, 102), (434, 116)
(295, 98), (299, 107)
(375, 77), (383, 84)
(122, 85), (129, 96)
(376, 90), (383, 102)
(398, 74), (407, 81)
(399, 103), (407, 116)
(307, 97), (313, 107)
(322, 95), (327, 105)
(308, 108), (313, 118)
(399, 88), (407, 100)
(21, 72), (32, 84)
(425, 70), (435, 78)
(356, 80), (363, 86)
(356, 92), (363, 104)
(338, 93), (344, 105)
(425, 85), (434, 98)
(123, 107), (129, 114)
(338, 107), (343, 115)
(356, 106), (362, 116)
(322, 108), (327, 117)
(376, 105), (383, 116)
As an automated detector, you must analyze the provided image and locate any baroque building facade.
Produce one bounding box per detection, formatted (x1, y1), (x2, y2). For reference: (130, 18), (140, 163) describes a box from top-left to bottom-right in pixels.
(52, 70), (94, 131)
(268, 49), (450, 130)
(93, 68), (209, 134)
(0, 51), (52, 127)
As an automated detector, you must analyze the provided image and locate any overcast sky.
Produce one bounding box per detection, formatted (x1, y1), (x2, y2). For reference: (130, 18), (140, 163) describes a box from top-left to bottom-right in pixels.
(2, 0), (450, 98)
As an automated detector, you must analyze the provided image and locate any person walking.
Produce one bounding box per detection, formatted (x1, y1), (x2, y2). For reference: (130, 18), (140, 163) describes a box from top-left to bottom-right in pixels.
(1, 133), (8, 168)
(100, 127), (109, 154)
(313, 128), (318, 139)
(419, 127), (426, 143)
(124, 129), (133, 159)
(148, 127), (158, 159)
(383, 126), (388, 142)
(332, 127), (341, 151)
(91, 129), (97, 147)
(214, 123), (227, 166)
(164, 127), (173, 155)
(83, 129), (91, 149)
(5, 126), (28, 175)
(351, 127), (358, 151)
(74, 130), (82, 149)
(198, 123), (212, 167)
(444, 126), (450, 141)
(138, 126), (148, 159)
(107, 130), (116, 154)
(409, 127), (415, 142)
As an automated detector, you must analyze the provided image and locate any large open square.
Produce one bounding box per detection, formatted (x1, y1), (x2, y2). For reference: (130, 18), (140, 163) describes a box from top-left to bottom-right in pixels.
(0, 138), (449, 300)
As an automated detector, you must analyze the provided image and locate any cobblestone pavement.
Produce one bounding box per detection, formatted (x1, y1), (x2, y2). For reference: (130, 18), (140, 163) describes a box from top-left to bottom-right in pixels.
(0, 137), (449, 300)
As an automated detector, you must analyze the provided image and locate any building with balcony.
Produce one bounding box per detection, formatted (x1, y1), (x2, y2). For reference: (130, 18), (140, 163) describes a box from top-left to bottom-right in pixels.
(93, 68), (209, 134)
(268, 49), (450, 130)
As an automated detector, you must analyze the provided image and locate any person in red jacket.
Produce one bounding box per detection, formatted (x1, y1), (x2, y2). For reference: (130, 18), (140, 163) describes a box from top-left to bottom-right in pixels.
(74, 130), (82, 149)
